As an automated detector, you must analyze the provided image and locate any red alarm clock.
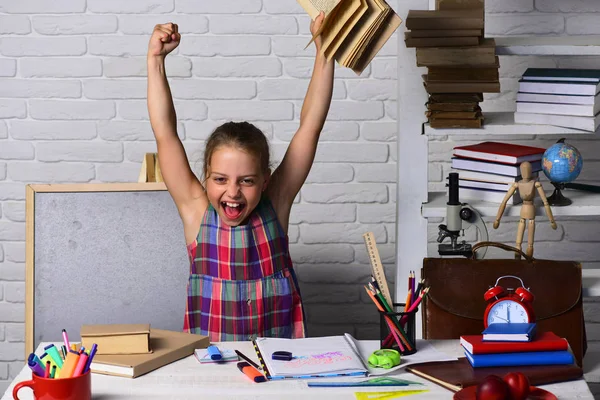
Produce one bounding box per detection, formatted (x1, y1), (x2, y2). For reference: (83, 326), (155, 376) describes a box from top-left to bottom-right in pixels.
(483, 275), (535, 328)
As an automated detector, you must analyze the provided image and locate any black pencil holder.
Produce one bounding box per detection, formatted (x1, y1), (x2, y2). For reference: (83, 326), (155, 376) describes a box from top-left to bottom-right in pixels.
(379, 303), (417, 356)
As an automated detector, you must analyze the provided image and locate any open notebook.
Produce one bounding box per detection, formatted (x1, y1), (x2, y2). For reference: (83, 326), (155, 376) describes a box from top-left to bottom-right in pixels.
(253, 334), (368, 380)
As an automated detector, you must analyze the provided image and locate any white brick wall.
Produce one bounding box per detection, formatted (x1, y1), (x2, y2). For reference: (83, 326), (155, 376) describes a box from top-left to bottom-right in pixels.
(2, 0), (599, 393)
(0, 0), (400, 392)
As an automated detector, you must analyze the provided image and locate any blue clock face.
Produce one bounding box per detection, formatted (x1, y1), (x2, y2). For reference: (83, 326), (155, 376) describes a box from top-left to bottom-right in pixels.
(487, 300), (529, 325)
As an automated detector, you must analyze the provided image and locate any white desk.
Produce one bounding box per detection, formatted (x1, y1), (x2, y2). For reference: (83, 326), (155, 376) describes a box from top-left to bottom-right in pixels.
(2, 340), (594, 400)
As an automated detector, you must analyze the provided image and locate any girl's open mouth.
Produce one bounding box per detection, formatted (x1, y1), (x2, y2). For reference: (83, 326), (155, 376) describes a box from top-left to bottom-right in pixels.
(221, 202), (245, 219)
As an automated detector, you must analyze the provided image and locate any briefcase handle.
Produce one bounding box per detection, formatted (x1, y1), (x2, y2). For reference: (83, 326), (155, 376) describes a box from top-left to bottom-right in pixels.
(471, 241), (534, 262)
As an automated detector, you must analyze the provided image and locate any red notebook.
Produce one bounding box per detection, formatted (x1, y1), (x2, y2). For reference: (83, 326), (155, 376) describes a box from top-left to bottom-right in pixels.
(454, 142), (546, 165)
(460, 331), (568, 355)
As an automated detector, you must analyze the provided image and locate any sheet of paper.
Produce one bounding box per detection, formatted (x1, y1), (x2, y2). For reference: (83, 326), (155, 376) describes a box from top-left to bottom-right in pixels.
(347, 337), (458, 376)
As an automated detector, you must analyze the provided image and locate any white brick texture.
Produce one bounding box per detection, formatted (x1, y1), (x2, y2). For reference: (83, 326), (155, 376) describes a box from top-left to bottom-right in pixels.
(0, 0), (597, 390)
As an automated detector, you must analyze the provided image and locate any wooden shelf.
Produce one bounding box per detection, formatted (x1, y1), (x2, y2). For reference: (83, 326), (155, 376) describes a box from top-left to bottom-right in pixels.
(495, 36), (600, 56)
(422, 190), (600, 218)
(424, 112), (595, 136)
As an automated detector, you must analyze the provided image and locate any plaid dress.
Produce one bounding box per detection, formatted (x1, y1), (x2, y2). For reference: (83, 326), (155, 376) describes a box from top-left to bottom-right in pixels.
(183, 198), (306, 341)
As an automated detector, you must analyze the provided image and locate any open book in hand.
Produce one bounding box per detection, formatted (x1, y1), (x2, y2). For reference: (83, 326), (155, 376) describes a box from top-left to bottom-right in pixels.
(252, 334), (457, 380)
(297, 0), (401, 75)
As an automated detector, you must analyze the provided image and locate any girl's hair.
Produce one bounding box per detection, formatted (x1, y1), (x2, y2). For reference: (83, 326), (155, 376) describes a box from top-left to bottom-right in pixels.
(203, 121), (270, 181)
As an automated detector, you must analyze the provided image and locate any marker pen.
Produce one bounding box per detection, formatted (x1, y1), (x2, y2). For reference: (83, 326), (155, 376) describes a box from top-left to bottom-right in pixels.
(237, 362), (266, 383)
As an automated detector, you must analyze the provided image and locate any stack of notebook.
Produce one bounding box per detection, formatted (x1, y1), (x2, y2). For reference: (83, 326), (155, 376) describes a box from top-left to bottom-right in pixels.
(514, 68), (600, 132)
(460, 323), (574, 368)
(404, 4), (500, 129)
(451, 141), (545, 204)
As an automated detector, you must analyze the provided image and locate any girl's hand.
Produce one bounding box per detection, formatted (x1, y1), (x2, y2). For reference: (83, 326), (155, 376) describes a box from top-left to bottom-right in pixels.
(148, 23), (180, 58)
(310, 12), (325, 52)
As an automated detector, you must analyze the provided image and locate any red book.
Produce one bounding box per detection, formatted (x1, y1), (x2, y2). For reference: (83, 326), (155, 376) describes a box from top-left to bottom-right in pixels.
(460, 332), (568, 355)
(453, 141), (546, 165)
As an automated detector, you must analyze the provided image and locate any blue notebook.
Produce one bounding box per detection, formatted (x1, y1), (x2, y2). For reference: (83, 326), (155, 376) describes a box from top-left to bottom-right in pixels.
(465, 349), (574, 368)
(482, 323), (536, 342)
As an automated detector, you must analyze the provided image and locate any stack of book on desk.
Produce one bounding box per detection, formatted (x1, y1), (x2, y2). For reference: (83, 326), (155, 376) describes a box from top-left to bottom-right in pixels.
(404, 7), (500, 128)
(460, 323), (574, 368)
(514, 68), (600, 132)
(451, 141), (545, 204)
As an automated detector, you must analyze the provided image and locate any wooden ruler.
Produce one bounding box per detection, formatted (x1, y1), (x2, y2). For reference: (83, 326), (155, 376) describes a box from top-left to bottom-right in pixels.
(363, 232), (393, 306)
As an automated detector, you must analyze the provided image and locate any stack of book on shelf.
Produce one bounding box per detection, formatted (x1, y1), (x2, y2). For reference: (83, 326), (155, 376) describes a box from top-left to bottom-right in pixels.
(460, 323), (575, 368)
(451, 141), (545, 204)
(404, 6), (500, 129)
(296, 0), (401, 75)
(514, 68), (600, 132)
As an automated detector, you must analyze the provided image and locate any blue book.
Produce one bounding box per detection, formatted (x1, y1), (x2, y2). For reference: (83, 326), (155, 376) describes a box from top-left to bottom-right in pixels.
(482, 323), (536, 342)
(465, 349), (574, 368)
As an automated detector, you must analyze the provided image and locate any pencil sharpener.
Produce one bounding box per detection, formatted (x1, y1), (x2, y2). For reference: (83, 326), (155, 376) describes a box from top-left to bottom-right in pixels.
(368, 349), (401, 369)
(271, 351), (293, 361)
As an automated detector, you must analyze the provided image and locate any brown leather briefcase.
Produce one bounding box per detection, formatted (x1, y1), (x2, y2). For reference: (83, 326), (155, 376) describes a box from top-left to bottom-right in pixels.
(422, 242), (587, 366)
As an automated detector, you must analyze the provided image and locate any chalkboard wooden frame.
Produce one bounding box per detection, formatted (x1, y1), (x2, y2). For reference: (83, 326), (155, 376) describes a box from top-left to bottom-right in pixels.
(24, 182), (177, 358)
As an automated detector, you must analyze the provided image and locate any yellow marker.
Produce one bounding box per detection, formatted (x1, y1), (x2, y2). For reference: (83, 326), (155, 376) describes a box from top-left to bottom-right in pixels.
(355, 391), (429, 400)
(40, 353), (58, 371)
(57, 351), (80, 379)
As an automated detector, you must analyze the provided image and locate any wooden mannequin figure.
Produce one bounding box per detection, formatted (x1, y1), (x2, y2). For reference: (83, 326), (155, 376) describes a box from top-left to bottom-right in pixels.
(493, 161), (557, 259)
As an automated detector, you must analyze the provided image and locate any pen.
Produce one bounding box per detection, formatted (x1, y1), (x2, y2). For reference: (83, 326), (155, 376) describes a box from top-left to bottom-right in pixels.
(62, 329), (70, 350)
(50, 365), (57, 379)
(61, 345), (67, 360)
(237, 362), (267, 383)
(72, 353), (89, 377)
(234, 350), (261, 370)
(207, 345), (222, 361)
(44, 361), (51, 378)
(83, 343), (98, 373)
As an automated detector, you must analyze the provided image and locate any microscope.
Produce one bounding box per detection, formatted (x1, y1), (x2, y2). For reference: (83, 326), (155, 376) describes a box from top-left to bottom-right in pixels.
(437, 172), (488, 258)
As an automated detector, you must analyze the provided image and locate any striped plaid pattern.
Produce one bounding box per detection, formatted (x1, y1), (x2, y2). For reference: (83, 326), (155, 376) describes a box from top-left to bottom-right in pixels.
(183, 198), (306, 341)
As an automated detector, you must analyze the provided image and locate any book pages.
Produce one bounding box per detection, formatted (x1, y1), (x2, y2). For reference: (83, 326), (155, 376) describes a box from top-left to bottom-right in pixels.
(334, 0), (384, 66)
(351, 12), (401, 75)
(348, 0), (390, 67)
(321, 0), (364, 57)
(297, 0), (343, 19)
(324, 0), (368, 61)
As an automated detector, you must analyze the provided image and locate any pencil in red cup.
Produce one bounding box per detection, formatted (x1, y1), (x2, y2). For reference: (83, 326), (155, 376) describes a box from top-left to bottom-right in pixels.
(44, 361), (51, 378)
(50, 365), (57, 379)
(62, 329), (70, 350)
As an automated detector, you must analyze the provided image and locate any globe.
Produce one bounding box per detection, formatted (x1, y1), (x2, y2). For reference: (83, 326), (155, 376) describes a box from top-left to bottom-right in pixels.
(542, 140), (583, 184)
(541, 139), (583, 206)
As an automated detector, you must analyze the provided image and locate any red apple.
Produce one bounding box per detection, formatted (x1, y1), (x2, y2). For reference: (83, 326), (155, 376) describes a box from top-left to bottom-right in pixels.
(503, 372), (530, 400)
(476, 375), (510, 400)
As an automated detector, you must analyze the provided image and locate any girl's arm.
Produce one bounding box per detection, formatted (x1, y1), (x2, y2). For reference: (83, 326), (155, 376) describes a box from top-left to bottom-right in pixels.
(147, 23), (207, 229)
(268, 13), (334, 217)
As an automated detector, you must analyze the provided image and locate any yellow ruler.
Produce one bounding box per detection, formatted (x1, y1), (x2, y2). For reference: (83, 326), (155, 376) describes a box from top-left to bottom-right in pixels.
(363, 232), (393, 306)
(355, 390), (429, 400)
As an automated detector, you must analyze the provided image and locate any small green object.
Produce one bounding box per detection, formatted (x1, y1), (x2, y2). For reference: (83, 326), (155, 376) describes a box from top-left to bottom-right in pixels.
(367, 349), (401, 369)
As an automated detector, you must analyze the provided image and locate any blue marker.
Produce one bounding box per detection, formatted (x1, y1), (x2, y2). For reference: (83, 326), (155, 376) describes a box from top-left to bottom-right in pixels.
(83, 343), (97, 374)
(207, 345), (222, 361)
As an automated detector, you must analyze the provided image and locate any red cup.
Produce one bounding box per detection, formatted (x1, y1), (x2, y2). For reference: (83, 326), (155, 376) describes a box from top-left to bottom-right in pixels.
(13, 371), (91, 400)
